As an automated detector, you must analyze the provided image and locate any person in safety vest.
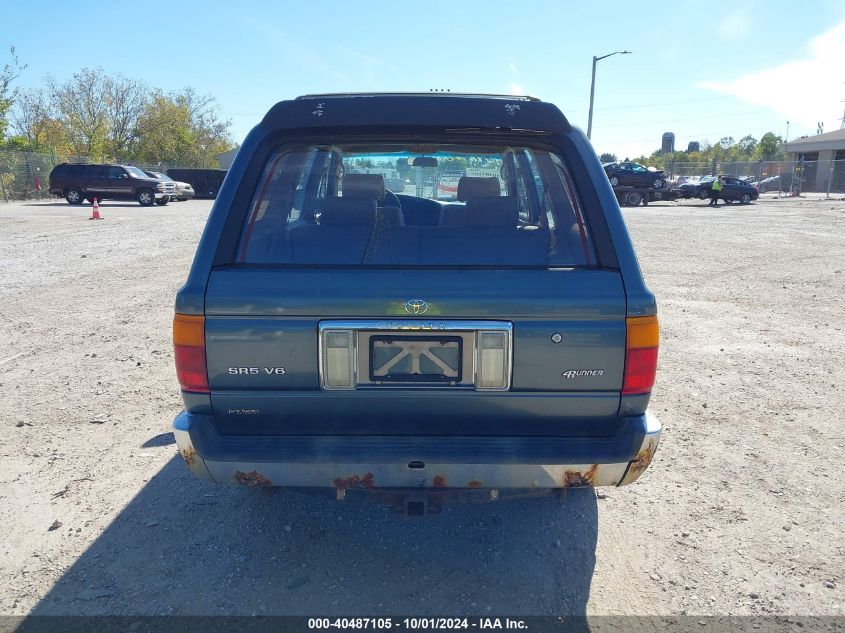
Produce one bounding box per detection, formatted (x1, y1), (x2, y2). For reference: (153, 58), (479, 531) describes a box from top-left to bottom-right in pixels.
(709, 175), (723, 206)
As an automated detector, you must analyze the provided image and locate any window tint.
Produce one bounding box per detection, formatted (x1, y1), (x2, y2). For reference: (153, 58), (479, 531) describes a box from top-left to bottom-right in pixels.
(237, 144), (596, 268)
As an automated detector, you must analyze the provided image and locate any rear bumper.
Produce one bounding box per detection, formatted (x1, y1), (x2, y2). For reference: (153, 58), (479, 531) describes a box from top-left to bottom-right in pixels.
(173, 410), (661, 490)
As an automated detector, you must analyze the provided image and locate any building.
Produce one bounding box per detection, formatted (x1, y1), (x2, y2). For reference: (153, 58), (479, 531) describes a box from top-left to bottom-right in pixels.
(215, 148), (239, 170)
(784, 128), (845, 193)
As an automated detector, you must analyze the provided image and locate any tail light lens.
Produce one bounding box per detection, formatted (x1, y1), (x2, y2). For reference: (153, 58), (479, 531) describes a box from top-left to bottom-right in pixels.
(623, 315), (659, 395)
(476, 330), (510, 390)
(321, 330), (356, 389)
(173, 314), (209, 393)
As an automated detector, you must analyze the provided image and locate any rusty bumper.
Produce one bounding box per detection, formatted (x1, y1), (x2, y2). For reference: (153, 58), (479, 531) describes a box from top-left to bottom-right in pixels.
(172, 411), (661, 490)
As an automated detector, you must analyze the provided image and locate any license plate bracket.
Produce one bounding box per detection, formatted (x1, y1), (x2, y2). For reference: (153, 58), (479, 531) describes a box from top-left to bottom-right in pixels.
(369, 335), (463, 384)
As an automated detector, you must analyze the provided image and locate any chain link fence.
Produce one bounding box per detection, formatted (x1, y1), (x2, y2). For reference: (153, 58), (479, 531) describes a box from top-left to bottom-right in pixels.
(659, 158), (845, 196)
(0, 147), (190, 202)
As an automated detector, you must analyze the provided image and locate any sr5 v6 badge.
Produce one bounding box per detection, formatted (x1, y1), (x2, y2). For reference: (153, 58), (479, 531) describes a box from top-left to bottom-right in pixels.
(228, 367), (286, 375)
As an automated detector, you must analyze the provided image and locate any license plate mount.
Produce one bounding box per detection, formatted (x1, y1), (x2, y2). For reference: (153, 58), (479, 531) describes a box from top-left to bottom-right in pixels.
(369, 335), (463, 384)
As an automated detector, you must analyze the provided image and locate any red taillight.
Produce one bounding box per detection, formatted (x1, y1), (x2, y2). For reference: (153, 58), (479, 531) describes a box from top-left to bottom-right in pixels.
(173, 314), (209, 393)
(623, 316), (659, 395)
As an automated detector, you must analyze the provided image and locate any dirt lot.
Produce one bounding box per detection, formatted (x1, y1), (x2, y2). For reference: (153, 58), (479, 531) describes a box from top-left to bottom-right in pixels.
(0, 196), (843, 617)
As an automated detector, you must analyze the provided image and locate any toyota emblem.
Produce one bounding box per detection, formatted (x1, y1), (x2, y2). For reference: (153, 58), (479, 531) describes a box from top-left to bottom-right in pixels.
(404, 299), (429, 315)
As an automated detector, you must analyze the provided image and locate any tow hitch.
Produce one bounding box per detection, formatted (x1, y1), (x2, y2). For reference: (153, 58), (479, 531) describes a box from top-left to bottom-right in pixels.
(404, 496), (428, 518)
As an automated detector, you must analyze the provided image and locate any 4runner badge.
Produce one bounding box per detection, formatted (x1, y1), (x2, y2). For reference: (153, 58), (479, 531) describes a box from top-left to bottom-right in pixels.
(562, 369), (604, 379)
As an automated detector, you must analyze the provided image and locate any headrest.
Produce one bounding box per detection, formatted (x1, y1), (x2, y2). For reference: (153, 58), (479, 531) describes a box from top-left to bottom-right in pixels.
(342, 173), (385, 201)
(320, 197), (377, 225)
(457, 176), (500, 201)
(377, 205), (404, 226)
(465, 196), (519, 227)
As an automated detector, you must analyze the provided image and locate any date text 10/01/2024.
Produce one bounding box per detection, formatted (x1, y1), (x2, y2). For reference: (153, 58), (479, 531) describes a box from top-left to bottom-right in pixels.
(307, 618), (529, 630)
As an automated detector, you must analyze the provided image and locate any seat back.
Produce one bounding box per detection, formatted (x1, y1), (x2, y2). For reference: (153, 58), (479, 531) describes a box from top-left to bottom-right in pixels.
(289, 197), (376, 263)
(420, 196), (549, 265)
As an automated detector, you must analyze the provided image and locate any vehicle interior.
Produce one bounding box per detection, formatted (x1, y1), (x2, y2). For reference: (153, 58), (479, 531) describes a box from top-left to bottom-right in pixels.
(238, 144), (597, 267)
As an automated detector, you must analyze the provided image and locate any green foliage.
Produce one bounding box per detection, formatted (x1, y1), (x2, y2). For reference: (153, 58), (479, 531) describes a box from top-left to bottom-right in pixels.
(0, 46), (26, 139)
(4, 60), (236, 167)
(754, 132), (783, 161)
(598, 152), (617, 163)
(438, 156), (468, 172)
(632, 131), (784, 168)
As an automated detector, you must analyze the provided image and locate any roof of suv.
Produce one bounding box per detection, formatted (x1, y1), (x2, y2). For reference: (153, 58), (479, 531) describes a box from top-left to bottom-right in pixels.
(295, 92), (542, 101)
(261, 92), (570, 135)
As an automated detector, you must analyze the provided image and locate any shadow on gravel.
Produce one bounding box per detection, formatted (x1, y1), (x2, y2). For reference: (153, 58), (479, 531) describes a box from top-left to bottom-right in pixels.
(27, 456), (597, 616)
(141, 433), (175, 448)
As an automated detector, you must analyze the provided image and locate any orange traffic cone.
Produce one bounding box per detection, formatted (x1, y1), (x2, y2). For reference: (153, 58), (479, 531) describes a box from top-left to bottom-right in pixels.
(90, 197), (102, 220)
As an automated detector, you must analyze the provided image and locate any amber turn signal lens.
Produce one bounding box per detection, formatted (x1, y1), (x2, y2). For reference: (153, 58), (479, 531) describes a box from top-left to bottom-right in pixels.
(173, 314), (205, 347)
(173, 314), (208, 393)
(623, 315), (659, 395)
(626, 315), (659, 349)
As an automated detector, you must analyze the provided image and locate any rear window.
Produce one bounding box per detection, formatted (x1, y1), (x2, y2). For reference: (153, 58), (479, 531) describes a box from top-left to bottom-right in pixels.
(237, 144), (596, 268)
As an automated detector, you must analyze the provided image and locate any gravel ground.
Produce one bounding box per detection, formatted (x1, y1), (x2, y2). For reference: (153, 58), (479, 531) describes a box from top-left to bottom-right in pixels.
(0, 196), (842, 617)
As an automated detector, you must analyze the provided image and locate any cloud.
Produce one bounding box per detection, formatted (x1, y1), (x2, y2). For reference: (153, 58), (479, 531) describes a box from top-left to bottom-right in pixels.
(697, 20), (845, 130)
(508, 61), (519, 74)
(718, 10), (751, 40)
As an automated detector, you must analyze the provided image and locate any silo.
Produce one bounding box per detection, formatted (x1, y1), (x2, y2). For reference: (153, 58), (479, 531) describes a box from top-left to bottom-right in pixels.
(661, 132), (675, 154)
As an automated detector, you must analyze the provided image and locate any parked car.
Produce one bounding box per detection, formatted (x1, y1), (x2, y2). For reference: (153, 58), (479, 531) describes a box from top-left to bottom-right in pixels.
(142, 170), (177, 204)
(173, 180), (195, 201)
(48, 163), (168, 206)
(166, 168), (227, 199)
(143, 170), (195, 201)
(679, 175), (716, 199)
(757, 174), (804, 193)
(171, 93), (661, 513)
(681, 175), (758, 204)
(603, 161), (666, 189)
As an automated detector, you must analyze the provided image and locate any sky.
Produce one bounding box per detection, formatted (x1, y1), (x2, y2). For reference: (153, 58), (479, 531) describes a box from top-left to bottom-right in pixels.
(3, 0), (845, 159)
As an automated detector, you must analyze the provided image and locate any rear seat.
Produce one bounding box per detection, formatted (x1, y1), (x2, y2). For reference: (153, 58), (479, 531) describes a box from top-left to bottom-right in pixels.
(364, 206), (422, 265)
(289, 197), (377, 263)
(420, 196), (549, 265)
(287, 175), (549, 266)
(440, 176), (501, 226)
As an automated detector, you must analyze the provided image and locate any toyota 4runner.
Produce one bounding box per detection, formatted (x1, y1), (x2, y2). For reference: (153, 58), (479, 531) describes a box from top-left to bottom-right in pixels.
(172, 93), (661, 511)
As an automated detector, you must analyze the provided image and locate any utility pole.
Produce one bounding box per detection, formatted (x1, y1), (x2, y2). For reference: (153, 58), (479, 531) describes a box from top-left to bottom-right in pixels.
(587, 50), (632, 140)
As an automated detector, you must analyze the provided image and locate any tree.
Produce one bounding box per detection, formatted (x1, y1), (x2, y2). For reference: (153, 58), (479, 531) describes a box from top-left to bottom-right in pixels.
(439, 156), (468, 172)
(104, 74), (149, 159)
(1, 46), (26, 139)
(134, 89), (235, 167)
(754, 132), (784, 161)
(48, 68), (111, 158)
(5, 63), (235, 166)
(737, 135), (757, 156)
(179, 88), (235, 167)
(11, 87), (53, 149)
(134, 92), (192, 165)
(599, 152), (617, 163)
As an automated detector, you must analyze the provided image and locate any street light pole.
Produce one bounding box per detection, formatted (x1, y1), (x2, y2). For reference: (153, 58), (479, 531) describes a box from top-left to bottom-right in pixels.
(587, 50), (631, 140)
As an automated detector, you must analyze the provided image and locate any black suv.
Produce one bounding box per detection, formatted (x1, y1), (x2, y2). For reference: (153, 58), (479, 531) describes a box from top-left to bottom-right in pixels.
(48, 163), (168, 206)
(603, 161), (666, 190)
